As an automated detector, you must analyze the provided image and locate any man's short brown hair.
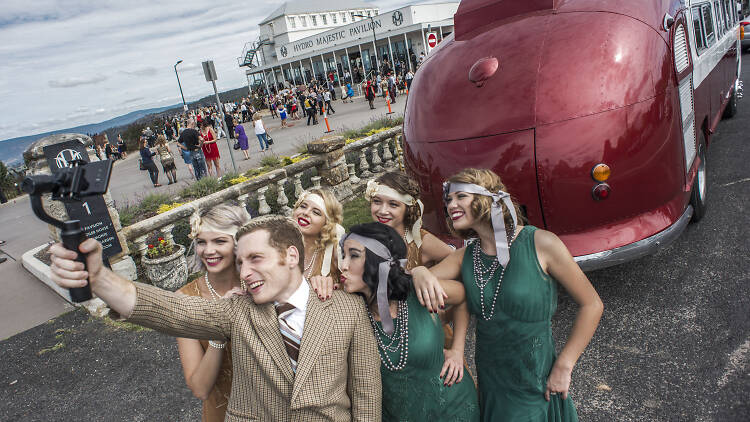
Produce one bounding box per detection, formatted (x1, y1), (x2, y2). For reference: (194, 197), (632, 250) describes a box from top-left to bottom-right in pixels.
(236, 216), (305, 272)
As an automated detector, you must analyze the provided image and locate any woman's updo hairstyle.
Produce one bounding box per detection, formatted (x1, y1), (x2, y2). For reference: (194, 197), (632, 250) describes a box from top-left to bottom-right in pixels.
(348, 222), (411, 304)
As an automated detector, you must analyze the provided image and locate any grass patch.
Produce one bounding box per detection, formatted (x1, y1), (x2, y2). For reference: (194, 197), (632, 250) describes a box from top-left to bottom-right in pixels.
(342, 197), (372, 230)
(38, 342), (65, 355)
(340, 116), (403, 140)
(96, 316), (151, 332)
(54, 328), (73, 340)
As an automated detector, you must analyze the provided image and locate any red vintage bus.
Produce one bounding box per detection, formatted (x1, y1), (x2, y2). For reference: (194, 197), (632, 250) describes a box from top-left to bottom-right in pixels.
(403, 0), (742, 270)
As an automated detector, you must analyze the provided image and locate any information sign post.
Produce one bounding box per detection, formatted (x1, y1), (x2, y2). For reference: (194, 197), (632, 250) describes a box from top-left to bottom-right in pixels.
(202, 60), (237, 174)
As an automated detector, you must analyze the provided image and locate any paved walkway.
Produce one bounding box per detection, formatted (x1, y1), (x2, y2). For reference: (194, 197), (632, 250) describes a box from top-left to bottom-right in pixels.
(0, 94), (406, 340)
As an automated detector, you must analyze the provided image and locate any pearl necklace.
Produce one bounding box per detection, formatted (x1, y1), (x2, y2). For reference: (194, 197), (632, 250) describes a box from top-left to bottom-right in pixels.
(472, 228), (517, 321)
(204, 272), (246, 301)
(367, 300), (409, 371)
(304, 248), (320, 278)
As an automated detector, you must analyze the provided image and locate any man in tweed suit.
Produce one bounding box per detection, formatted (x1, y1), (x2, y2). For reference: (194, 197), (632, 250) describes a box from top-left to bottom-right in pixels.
(48, 216), (381, 421)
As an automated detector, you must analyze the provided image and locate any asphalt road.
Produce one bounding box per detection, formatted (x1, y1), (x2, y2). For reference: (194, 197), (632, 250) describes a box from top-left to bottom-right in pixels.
(0, 94), (405, 340)
(1, 60), (748, 420)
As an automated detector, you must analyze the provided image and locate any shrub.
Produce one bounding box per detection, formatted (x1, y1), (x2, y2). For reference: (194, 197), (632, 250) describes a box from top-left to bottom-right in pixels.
(180, 177), (222, 199)
(260, 154), (281, 168)
(137, 193), (173, 214)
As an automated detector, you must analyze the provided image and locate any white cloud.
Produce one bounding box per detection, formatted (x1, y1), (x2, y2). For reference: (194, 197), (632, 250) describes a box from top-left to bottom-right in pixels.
(48, 74), (107, 88)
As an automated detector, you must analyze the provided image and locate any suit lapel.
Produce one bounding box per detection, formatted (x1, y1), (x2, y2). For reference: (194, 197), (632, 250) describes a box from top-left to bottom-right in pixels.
(291, 294), (333, 402)
(250, 302), (295, 383)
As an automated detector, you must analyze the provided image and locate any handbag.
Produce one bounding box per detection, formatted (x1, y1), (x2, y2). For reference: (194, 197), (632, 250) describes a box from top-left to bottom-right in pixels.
(233, 140), (240, 150)
(266, 133), (274, 145)
(139, 158), (146, 170)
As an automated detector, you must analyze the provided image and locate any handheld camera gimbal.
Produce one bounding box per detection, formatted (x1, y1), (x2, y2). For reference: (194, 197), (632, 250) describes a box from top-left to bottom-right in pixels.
(22, 159), (113, 302)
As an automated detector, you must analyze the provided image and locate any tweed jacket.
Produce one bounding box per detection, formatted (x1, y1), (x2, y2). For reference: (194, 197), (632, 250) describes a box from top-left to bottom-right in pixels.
(127, 282), (381, 421)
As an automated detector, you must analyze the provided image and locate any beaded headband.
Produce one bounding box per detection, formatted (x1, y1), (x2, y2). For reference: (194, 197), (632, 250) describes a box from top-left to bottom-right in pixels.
(365, 179), (424, 247)
(443, 182), (518, 267)
(339, 232), (407, 335)
(189, 212), (240, 240)
(298, 191), (344, 277)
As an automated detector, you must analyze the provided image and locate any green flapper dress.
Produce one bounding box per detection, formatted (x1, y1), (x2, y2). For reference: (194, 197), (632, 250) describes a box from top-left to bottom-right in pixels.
(461, 226), (578, 422)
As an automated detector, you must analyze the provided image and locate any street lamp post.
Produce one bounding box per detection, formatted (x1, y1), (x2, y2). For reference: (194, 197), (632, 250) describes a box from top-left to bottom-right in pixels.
(174, 60), (187, 111)
(354, 14), (380, 76)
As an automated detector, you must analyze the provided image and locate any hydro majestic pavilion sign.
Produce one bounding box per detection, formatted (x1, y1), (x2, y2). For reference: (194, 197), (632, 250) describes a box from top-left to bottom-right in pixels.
(276, 7), (413, 60)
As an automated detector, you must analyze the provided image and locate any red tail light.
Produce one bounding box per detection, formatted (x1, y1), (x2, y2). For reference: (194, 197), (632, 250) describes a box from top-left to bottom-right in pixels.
(592, 183), (611, 200)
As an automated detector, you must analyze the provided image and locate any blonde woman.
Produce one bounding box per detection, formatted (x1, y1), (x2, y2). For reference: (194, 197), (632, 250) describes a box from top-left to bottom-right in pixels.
(155, 134), (177, 185)
(291, 188), (344, 299)
(176, 204), (251, 422)
(412, 168), (603, 421)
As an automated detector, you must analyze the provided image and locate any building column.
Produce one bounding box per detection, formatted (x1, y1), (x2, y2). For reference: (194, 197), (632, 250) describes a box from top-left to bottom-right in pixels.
(439, 26), (444, 40)
(299, 60), (307, 85)
(262, 69), (270, 96)
(333, 51), (344, 86)
(387, 36), (394, 73)
(404, 33), (413, 73)
(358, 43), (365, 73)
(278, 65), (287, 88)
(320, 53), (328, 75)
(421, 26), (428, 56)
(310, 57), (315, 81)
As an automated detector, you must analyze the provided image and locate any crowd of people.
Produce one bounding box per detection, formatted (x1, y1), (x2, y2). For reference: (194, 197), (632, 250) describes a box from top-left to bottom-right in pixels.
(48, 167), (603, 422)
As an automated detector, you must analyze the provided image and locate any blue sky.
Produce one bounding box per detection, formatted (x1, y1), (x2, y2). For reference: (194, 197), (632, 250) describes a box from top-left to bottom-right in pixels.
(0, 0), (409, 141)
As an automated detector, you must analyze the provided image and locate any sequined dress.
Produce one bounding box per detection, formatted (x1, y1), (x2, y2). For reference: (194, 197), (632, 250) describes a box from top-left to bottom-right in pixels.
(177, 279), (233, 422)
(461, 226), (578, 422)
(374, 289), (480, 421)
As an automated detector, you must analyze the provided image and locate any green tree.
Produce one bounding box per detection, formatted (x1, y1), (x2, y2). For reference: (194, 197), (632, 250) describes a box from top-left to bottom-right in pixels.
(0, 161), (18, 199)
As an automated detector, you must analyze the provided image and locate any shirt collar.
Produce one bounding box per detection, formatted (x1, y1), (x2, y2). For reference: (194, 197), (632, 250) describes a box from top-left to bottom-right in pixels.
(277, 278), (309, 312)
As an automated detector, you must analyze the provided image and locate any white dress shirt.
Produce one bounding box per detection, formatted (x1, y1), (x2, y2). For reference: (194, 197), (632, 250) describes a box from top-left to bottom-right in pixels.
(275, 278), (309, 338)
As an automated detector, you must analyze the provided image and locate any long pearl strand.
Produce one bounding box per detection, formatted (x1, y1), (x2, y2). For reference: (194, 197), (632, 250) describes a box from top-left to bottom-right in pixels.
(368, 300), (409, 371)
(472, 227), (517, 321)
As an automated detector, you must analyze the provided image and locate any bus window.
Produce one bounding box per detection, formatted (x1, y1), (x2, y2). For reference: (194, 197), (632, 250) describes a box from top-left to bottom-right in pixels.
(723, 0), (733, 27)
(702, 4), (716, 46)
(693, 6), (708, 53)
(714, 1), (725, 35)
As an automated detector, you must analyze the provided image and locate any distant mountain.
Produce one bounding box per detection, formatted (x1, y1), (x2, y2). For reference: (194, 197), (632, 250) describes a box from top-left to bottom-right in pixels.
(0, 84), (251, 166)
(0, 105), (179, 165)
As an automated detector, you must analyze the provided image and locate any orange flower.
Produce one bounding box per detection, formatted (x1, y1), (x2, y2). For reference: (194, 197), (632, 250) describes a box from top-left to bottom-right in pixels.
(148, 244), (154, 249)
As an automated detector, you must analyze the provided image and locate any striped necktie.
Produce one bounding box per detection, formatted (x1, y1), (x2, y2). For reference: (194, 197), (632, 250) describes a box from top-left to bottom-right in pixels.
(275, 302), (300, 373)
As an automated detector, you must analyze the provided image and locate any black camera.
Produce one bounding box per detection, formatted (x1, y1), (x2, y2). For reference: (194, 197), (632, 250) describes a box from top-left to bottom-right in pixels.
(23, 159), (113, 302)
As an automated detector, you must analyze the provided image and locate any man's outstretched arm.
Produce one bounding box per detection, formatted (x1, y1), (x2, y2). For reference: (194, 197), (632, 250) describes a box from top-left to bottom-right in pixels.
(49, 239), (230, 340)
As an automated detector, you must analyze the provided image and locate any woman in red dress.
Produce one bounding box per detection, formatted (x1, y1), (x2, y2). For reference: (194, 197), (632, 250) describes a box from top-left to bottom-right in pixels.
(200, 121), (221, 178)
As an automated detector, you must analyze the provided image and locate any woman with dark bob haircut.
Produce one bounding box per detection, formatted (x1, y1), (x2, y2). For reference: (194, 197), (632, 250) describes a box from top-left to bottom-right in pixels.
(339, 222), (479, 421)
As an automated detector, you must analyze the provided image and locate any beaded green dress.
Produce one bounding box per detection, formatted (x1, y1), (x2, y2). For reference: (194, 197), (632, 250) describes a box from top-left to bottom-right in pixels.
(372, 289), (480, 421)
(461, 226), (578, 422)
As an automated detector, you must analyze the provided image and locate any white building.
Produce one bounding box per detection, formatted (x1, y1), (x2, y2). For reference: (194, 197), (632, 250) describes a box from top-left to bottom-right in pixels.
(239, 1), (459, 92)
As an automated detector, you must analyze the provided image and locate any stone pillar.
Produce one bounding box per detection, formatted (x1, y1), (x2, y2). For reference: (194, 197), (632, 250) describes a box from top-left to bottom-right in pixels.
(347, 163), (361, 185)
(293, 173), (304, 199)
(238, 193), (249, 210)
(257, 186), (271, 215)
(22, 133), (137, 284)
(307, 135), (352, 200)
(358, 148), (372, 179)
(382, 138), (395, 170)
(370, 144), (384, 173)
(276, 178), (291, 215)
